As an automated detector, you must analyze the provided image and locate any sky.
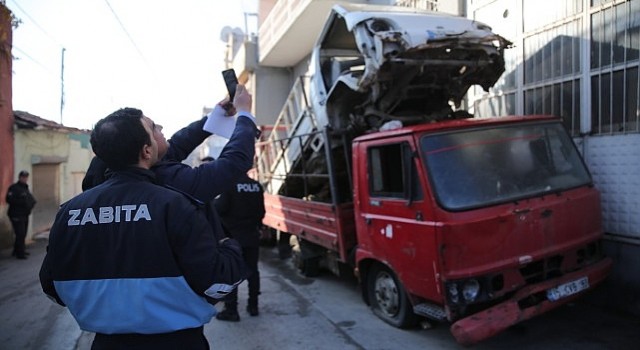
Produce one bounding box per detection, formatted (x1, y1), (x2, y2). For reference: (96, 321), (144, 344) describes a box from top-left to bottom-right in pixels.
(6, 0), (257, 136)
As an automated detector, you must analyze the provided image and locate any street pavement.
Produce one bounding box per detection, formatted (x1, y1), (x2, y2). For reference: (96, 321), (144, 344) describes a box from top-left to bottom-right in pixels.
(1, 236), (640, 350)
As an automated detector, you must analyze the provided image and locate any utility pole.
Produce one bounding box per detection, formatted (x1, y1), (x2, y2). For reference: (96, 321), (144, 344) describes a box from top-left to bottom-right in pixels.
(60, 47), (65, 125)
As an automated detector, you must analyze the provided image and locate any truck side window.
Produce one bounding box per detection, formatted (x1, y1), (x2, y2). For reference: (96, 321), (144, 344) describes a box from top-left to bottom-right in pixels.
(368, 143), (422, 200)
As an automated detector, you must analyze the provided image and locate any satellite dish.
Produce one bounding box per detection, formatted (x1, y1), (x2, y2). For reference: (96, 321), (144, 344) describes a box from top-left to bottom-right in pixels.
(220, 26), (233, 42)
(232, 27), (244, 37)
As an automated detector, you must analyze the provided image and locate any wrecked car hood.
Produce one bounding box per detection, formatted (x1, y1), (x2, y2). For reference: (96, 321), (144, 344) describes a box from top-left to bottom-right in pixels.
(312, 4), (511, 129)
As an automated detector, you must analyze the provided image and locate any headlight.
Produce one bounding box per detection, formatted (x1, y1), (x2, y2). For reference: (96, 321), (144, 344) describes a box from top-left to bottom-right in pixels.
(462, 279), (480, 302)
(448, 283), (459, 303)
(367, 19), (392, 32)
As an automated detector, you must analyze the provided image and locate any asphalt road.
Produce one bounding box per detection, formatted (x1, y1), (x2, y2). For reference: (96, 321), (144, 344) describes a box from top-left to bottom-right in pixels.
(1, 238), (639, 350)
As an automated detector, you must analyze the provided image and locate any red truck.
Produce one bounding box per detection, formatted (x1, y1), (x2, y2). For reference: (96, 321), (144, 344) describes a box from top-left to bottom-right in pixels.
(256, 4), (612, 345)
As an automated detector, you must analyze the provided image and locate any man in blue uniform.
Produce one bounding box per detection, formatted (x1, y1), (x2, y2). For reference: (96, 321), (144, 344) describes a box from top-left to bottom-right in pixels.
(82, 88), (259, 242)
(40, 88), (255, 349)
(214, 172), (266, 321)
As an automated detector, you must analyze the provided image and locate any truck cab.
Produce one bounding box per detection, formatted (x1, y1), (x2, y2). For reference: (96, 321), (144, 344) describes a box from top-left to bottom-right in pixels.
(352, 116), (612, 344)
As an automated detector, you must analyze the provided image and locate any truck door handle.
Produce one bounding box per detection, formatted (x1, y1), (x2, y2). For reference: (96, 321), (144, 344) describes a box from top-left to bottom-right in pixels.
(365, 218), (372, 225)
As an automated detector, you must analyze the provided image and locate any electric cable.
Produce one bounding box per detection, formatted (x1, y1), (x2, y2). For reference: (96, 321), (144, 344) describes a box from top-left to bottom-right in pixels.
(103, 0), (150, 68)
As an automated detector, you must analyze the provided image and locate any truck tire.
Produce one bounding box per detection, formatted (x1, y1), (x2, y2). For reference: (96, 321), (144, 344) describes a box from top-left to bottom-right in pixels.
(366, 264), (417, 328)
(292, 237), (321, 277)
(277, 231), (292, 259)
(259, 226), (277, 247)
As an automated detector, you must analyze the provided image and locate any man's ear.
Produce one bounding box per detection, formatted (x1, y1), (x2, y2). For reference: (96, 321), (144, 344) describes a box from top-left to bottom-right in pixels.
(141, 144), (152, 160)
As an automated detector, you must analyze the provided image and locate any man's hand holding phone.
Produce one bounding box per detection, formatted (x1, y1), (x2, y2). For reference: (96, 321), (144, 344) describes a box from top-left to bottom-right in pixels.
(218, 84), (251, 117)
(221, 68), (252, 115)
(203, 69), (255, 138)
(218, 97), (236, 116)
(232, 84), (251, 115)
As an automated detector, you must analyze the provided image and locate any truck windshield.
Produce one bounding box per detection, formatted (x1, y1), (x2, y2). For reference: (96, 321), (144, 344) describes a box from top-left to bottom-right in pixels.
(421, 122), (592, 211)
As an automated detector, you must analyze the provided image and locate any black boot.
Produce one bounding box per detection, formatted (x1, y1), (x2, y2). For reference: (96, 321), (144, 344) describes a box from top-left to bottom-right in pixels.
(216, 308), (240, 322)
(247, 297), (259, 316)
(246, 304), (259, 316)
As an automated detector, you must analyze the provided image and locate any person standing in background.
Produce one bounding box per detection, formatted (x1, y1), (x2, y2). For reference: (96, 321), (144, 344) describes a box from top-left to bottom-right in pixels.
(214, 171), (266, 321)
(5, 170), (36, 259)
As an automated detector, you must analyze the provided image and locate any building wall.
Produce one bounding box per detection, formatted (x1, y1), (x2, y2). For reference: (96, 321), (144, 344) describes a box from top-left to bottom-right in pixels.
(0, 3), (14, 248)
(258, 0), (278, 27)
(13, 129), (92, 241)
(254, 66), (292, 125)
(65, 134), (93, 199)
(582, 134), (640, 315)
(584, 134), (640, 238)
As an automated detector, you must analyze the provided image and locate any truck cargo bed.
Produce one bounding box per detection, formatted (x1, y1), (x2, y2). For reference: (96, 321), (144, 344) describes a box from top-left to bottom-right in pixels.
(263, 193), (356, 262)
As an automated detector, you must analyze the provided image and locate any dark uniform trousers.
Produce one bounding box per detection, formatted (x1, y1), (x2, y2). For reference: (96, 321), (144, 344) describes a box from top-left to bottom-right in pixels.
(10, 216), (29, 257)
(92, 326), (209, 350)
(225, 245), (260, 310)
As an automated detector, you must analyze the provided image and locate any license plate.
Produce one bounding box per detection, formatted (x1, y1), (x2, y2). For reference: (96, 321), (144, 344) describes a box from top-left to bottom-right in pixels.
(546, 277), (589, 302)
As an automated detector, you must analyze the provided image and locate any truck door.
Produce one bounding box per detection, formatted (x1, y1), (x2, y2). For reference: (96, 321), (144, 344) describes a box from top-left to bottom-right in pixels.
(356, 136), (440, 301)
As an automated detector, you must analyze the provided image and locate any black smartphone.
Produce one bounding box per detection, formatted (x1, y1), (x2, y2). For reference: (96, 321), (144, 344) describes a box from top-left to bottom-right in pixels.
(222, 69), (239, 100)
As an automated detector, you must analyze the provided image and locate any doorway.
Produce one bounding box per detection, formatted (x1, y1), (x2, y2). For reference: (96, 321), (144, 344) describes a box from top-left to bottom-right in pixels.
(31, 163), (60, 236)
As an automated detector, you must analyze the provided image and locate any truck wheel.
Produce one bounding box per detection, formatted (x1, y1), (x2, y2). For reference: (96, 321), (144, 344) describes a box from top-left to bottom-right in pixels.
(367, 264), (417, 328)
(259, 226), (277, 247)
(300, 257), (321, 277)
(292, 238), (321, 277)
(277, 231), (292, 259)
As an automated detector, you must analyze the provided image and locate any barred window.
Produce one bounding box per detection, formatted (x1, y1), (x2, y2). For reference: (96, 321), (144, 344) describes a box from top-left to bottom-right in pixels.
(522, 3), (583, 136)
(524, 20), (582, 84)
(590, 0), (640, 134)
(524, 80), (581, 135)
(523, 0), (583, 32)
(473, 93), (516, 118)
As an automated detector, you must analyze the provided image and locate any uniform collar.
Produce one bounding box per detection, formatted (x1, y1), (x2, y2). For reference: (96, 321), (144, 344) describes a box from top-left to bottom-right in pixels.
(110, 166), (159, 184)
(14, 181), (28, 188)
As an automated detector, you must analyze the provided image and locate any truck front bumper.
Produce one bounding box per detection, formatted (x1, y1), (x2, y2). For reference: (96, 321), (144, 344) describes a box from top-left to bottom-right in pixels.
(450, 257), (613, 346)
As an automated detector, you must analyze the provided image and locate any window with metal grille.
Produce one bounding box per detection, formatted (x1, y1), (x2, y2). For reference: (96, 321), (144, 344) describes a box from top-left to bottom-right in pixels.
(590, 0), (640, 134)
(522, 0), (583, 135)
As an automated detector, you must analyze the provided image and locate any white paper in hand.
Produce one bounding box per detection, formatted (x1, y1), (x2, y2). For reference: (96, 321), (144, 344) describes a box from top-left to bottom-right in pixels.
(203, 105), (237, 139)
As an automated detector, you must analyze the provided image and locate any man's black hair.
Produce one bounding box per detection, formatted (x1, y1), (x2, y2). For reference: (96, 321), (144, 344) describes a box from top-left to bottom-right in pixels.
(90, 108), (151, 170)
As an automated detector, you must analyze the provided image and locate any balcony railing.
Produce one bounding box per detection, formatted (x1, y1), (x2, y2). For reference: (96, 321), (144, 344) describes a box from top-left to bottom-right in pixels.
(395, 0), (438, 11)
(259, 0), (307, 63)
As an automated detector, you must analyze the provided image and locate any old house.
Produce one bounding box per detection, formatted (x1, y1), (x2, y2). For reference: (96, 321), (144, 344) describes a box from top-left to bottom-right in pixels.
(3, 111), (93, 248)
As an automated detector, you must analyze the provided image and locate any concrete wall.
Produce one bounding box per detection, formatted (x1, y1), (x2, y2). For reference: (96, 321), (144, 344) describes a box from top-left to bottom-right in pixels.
(579, 134), (640, 316)
(65, 134), (93, 200)
(582, 134), (640, 240)
(253, 66), (292, 125)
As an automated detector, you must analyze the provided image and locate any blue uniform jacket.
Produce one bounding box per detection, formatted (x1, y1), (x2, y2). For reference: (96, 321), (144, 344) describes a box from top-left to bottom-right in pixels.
(156, 114), (259, 204)
(39, 168), (244, 334)
(43, 112), (259, 334)
(82, 114), (259, 242)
